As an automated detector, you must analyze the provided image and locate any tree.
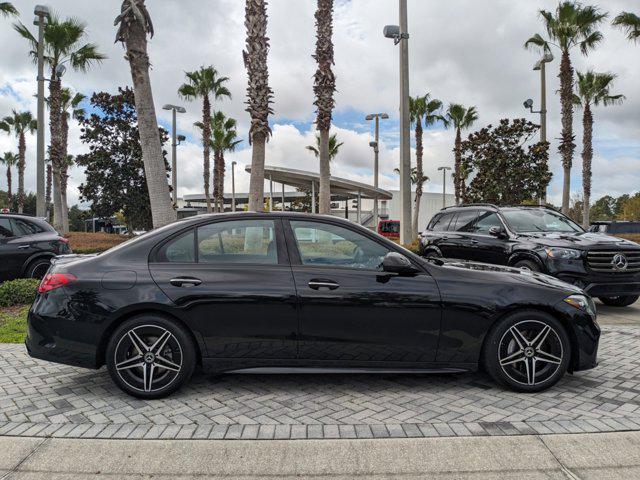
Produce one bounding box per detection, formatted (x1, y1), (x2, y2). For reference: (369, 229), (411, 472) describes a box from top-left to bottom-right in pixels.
(410, 94), (445, 237)
(614, 194), (630, 218)
(15, 13), (105, 231)
(394, 167), (426, 186)
(208, 111), (242, 212)
(590, 195), (616, 220)
(313, 0), (336, 214)
(620, 194), (640, 221)
(458, 119), (551, 205)
(244, 0), (273, 212)
(573, 70), (624, 228)
(68, 204), (89, 232)
(444, 104), (478, 204)
(60, 89), (86, 232)
(305, 132), (343, 160)
(75, 88), (168, 233)
(613, 12), (640, 43)
(115, 0), (176, 228)
(0, 152), (17, 202)
(178, 66), (231, 212)
(525, 2), (607, 214)
(0, 2), (17, 17)
(0, 111), (37, 214)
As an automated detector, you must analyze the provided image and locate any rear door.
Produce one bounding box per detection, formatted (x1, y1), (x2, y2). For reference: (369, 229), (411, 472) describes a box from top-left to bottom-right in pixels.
(0, 217), (30, 280)
(149, 217), (298, 359)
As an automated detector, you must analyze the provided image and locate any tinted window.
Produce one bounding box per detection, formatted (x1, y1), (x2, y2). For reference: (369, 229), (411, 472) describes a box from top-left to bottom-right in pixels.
(11, 219), (44, 236)
(0, 218), (12, 238)
(157, 230), (195, 263)
(198, 219), (277, 264)
(451, 210), (478, 232)
(291, 220), (389, 270)
(430, 213), (454, 232)
(474, 212), (503, 234)
(380, 221), (399, 234)
(501, 209), (583, 233)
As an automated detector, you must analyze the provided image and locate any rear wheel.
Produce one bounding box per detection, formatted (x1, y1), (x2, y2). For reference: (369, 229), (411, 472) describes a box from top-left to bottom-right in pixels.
(26, 257), (52, 279)
(106, 315), (196, 399)
(483, 310), (570, 393)
(424, 250), (442, 260)
(598, 295), (639, 307)
(512, 259), (541, 272)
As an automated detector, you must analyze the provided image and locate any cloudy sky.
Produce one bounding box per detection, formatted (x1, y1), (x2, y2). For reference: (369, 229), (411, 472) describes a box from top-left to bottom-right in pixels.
(1, 0), (639, 209)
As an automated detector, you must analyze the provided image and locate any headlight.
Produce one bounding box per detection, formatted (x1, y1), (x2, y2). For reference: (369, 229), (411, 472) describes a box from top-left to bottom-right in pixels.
(545, 247), (582, 259)
(564, 294), (596, 317)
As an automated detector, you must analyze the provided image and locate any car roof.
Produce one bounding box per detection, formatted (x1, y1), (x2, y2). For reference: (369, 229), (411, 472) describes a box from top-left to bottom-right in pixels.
(439, 204), (558, 213)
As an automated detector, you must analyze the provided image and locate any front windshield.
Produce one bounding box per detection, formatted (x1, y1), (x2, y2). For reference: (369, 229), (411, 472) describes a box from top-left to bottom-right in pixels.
(501, 208), (584, 233)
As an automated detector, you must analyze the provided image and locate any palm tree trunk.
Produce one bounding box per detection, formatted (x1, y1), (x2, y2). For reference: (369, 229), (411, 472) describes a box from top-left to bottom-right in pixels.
(582, 103), (593, 229)
(123, 13), (176, 228)
(412, 121), (423, 237)
(248, 132), (266, 212)
(6, 166), (11, 202)
(45, 163), (52, 219)
(558, 49), (576, 215)
(49, 73), (65, 231)
(318, 129), (331, 214)
(60, 114), (70, 233)
(17, 133), (25, 213)
(218, 151), (226, 212)
(454, 128), (462, 205)
(212, 149), (220, 212)
(202, 94), (212, 213)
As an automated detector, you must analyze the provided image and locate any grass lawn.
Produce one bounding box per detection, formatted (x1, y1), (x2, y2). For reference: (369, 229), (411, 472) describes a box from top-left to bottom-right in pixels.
(66, 232), (131, 254)
(0, 305), (29, 343)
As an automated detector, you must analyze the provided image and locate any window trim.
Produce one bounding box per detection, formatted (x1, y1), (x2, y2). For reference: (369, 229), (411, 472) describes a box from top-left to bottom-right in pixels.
(470, 210), (509, 237)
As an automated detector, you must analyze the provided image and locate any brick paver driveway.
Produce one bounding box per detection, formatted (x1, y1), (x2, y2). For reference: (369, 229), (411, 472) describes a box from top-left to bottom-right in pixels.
(1, 322), (639, 440)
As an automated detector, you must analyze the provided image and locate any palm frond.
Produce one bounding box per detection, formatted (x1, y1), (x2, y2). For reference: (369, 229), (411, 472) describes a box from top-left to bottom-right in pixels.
(0, 2), (18, 17)
(612, 11), (640, 42)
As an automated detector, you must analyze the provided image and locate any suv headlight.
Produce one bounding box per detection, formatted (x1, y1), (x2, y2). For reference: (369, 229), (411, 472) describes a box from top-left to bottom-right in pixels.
(545, 247), (582, 260)
(564, 294), (596, 317)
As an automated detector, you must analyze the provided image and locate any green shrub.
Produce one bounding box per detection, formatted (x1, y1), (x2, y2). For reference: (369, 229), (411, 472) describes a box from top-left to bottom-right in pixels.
(0, 279), (40, 308)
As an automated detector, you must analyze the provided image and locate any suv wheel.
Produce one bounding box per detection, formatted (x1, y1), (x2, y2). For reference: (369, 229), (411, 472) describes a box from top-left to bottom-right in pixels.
(512, 259), (541, 272)
(106, 315), (197, 399)
(483, 310), (570, 393)
(598, 295), (639, 307)
(26, 257), (52, 279)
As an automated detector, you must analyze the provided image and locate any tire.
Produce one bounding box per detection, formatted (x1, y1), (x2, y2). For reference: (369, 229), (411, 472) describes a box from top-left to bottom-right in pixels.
(424, 250), (442, 260)
(106, 314), (197, 399)
(512, 259), (541, 272)
(25, 257), (52, 279)
(482, 310), (570, 393)
(598, 295), (639, 307)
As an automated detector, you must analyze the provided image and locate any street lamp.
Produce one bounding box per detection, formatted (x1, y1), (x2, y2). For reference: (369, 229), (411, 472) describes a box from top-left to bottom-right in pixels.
(437, 166), (452, 208)
(384, 0), (411, 244)
(366, 113), (389, 230)
(231, 161), (237, 212)
(34, 4), (50, 218)
(162, 104), (186, 207)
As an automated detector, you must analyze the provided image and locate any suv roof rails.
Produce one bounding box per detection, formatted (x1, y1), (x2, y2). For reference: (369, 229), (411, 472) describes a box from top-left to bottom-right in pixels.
(441, 203), (499, 211)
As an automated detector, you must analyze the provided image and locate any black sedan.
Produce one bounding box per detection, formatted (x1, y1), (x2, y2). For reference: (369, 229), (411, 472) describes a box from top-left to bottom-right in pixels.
(27, 213), (600, 399)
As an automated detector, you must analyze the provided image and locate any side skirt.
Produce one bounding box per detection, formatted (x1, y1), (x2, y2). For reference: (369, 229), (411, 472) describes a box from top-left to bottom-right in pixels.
(224, 367), (470, 375)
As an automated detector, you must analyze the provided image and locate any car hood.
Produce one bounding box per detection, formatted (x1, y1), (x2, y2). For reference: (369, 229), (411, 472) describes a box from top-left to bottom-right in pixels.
(516, 231), (640, 250)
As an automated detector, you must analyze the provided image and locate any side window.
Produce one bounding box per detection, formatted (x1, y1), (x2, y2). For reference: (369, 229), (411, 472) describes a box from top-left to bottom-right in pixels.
(0, 218), (12, 238)
(430, 213), (453, 232)
(451, 210), (478, 232)
(291, 220), (389, 270)
(198, 219), (277, 264)
(474, 211), (503, 234)
(11, 219), (42, 236)
(156, 229), (195, 263)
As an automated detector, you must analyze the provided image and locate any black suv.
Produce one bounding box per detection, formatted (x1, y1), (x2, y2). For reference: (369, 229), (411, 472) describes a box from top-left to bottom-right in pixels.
(419, 204), (640, 307)
(0, 214), (72, 281)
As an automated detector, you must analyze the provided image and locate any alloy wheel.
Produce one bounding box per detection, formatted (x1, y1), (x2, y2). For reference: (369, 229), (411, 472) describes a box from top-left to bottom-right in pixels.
(497, 320), (563, 386)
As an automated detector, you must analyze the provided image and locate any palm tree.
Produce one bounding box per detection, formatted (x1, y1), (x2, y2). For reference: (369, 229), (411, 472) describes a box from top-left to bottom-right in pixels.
(410, 94), (445, 237)
(394, 167), (426, 187)
(444, 104), (478, 205)
(0, 111), (37, 213)
(46, 160), (52, 216)
(15, 13), (105, 231)
(1, 152), (17, 202)
(525, 2), (607, 214)
(115, 0), (176, 228)
(0, 2), (17, 17)
(178, 67), (231, 213)
(306, 132), (343, 160)
(210, 112), (242, 212)
(244, 0), (273, 212)
(613, 12), (640, 43)
(313, 0), (337, 214)
(573, 71), (624, 229)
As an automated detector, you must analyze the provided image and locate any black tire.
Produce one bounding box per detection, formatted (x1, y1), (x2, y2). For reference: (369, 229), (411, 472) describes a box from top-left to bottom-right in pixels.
(598, 295), (639, 307)
(512, 259), (541, 272)
(25, 257), (52, 279)
(482, 310), (570, 393)
(106, 314), (197, 399)
(424, 250), (442, 260)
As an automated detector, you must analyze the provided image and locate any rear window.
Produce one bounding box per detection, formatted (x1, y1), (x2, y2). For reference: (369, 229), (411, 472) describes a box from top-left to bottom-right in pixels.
(429, 213), (454, 231)
(450, 210), (478, 232)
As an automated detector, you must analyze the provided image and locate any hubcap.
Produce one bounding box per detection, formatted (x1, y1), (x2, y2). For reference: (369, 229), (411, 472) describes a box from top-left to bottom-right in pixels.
(114, 325), (183, 393)
(498, 320), (563, 386)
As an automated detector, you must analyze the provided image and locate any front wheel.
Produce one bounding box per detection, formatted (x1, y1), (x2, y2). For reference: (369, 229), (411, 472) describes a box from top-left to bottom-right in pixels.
(483, 310), (570, 393)
(106, 315), (197, 399)
(512, 259), (541, 272)
(598, 295), (639, 307)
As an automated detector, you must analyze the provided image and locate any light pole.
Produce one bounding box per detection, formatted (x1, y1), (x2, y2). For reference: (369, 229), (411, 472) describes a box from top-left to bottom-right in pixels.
(384, 0), (411, 244)
(366, 113), (389, 230)
(437, 166), (452, 209)
(162, 104), (186, 207)
(34, 5), (49, 218)
(231, 161), (237, 212)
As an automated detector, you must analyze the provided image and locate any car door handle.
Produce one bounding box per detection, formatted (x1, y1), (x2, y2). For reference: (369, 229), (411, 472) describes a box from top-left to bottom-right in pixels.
(170, 277), (202, 287)
(18, 245), (30, 250)
(471, 239), (479, 244)
(308, 279), (339, 290)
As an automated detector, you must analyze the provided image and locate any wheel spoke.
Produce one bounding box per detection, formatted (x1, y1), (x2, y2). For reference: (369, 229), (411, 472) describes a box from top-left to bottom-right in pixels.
(155, 355), (181, 372)
(499, 349), (526, 367)
(115, 355), (143, 371)
(149, 330), (172, 355)
(128, 330), (149, 355)
(535, 349), (562, 365)
(143, 363), (155, 392)
(525, 358), (536, 385)
(531, 325), (551, 350)
(510, 326), (529, 349)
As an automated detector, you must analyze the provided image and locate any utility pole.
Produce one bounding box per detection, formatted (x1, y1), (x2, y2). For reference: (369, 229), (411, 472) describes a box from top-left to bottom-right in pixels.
(366, 113), (389, 230)
(34, 5), (49, 218)
(162, 104), (186, 207)
(437, 166), (452, 208)
(397, 0), (411, 244)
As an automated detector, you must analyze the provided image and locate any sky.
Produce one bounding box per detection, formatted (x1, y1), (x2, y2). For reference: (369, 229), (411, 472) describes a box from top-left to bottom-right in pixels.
(1, 0), (639, 210)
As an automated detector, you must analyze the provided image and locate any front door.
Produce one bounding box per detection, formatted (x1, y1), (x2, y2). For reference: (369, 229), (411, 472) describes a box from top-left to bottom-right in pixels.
(149, 218), (298, 359)
(285, 219), (441, 365)
(467, 211), (511, 264)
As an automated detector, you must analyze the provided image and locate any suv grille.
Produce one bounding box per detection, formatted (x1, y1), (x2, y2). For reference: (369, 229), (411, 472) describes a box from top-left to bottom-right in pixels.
(586, 250), (640, 273)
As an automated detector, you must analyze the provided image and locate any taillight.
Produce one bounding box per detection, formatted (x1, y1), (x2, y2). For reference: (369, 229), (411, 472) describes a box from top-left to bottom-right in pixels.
(38, 273), (77, 293)
(59, 237), (69, 244)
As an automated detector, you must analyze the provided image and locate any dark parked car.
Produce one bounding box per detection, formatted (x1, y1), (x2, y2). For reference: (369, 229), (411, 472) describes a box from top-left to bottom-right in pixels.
(590, 221), (640, 235)
(420, 204), (640, 307)
(0, 214), (71, 281)
(27, 213), (599, 399)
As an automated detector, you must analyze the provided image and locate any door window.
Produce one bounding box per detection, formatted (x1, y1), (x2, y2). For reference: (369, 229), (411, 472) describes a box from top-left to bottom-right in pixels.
(474, 212), (503, 234)
(11, 219), (43, 236)
(198, 219), (277, 264)
(291, 220), (389, 270)
(156, 229), (195, 263)
(0, 218), (12, 238)
(429, 213), (454, 231)
(451, 210), (478, 232)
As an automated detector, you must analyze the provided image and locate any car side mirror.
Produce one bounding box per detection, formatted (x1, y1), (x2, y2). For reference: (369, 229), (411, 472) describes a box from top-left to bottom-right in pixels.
(382, 252), (419, 275)
(489, 226), (507, 239)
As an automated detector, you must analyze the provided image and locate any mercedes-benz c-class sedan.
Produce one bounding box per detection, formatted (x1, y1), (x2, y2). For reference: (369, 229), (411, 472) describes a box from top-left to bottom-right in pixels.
(27, 213), (600, 399)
